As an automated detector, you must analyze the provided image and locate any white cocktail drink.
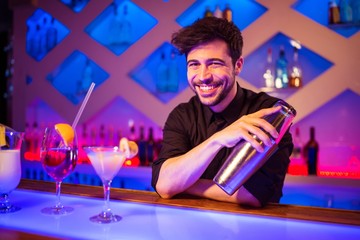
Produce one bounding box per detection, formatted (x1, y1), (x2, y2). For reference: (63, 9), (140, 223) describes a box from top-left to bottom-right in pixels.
(86, 149), (126, 181)
(83, 146), (128, 224)
(0, 150), (21, 194)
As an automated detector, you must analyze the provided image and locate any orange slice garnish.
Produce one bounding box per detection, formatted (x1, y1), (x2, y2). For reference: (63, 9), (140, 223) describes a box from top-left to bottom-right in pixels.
(55, 123), (74, 146)
(119, 137), (138, 158)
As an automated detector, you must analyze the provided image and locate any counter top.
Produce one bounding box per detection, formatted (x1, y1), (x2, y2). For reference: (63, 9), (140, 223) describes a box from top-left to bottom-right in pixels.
(0, 179), (359, 239)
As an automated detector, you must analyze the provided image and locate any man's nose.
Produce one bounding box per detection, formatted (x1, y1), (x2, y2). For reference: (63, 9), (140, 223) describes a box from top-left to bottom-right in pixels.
(199, 66), (211, 81)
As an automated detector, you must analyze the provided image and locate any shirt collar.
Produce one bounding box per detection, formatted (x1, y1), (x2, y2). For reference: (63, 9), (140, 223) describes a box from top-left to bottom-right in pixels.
(203, 83), (244, 126)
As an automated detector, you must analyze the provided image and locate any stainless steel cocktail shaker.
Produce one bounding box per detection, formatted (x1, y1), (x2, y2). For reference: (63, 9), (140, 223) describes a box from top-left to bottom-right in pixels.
(213, 100), (296, 195)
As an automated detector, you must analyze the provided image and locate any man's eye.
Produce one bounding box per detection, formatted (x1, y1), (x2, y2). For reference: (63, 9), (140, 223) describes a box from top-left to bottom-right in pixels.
(210, 61), (222, 66)
(188, 62), (199, 67)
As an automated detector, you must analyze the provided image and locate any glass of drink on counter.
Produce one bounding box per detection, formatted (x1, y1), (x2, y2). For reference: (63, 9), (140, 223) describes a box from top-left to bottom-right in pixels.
(83, 145), (127, 224)
(40, 123), (78, 215)
(0, 124), (24, 214)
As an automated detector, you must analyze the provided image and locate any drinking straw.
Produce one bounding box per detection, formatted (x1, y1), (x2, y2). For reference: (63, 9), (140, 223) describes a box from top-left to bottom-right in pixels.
(72, 82), (95, 129)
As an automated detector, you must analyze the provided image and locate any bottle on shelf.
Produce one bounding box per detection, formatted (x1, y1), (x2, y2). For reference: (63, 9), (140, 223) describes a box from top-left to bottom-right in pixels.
(213, 5), (222, 18)
(223, 4), (233, 22)
(99, 124), (106, 146)
(290, 127), (304, 164)
(339, 0), (353, 23)
(351, 0), (360, 23)
(156, 52), (168, 92)
(329, 0), (341, 24)
(78, 58), (93, 96)
(118, 4), (132, 46)
(147, 127), (155, 166)
(303, 127), (319, 176)
(204, 6), (213, 17)
(167, 50), (179, 92)
(108, 3), (132, 46)
(107, 125), (115, 146)
(289, 45), (302, 88)
(46, 17), (58, 52)
(138, 125), (147, 166)
(274, 46), (289, 89)
(263, 48), (275, 88)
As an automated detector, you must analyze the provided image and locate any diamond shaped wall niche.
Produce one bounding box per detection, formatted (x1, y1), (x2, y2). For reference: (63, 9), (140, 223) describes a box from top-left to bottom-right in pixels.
(60, 0), (90, 13)
(46, 50), (109, 104)
(240, 32), (333, 99)
(293, 0), (359, 38)
(85, 0), (158, 56)
(26, 8), (70, 61)
(291, 89), (360, 177)
(176, 0), (267, 30)
(129, 42), (188, 104)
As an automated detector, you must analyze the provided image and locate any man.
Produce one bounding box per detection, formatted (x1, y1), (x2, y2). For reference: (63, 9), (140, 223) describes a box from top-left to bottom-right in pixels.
(151, 17), (293, 207)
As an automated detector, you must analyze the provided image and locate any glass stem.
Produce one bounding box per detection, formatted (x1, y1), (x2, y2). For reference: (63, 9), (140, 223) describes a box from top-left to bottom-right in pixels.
(55, 181), (63, 209)
(103, 180), (112, 213)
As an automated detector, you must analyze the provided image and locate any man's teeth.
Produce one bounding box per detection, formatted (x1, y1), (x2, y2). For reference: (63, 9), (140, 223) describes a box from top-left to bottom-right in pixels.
(199, 85), (215, 91)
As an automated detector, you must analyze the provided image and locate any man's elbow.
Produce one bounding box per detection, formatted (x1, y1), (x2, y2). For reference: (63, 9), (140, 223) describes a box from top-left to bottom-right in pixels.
(155, 184), (177, 199)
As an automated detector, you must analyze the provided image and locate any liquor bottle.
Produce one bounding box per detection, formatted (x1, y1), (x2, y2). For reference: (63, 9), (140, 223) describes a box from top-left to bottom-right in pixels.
(329, 0), (341, 24)
(339, 0), (353, 23)
(31, 24), (42, 59)
(263, 48), (275, 88)
(156, 52), (168, 92)
(167, 50), (179, 92)
(90, 126), (97, 146)
(78, 58), (93, 95)
(274, 46), (288, 88)
(303, 127), (319, 176)
(46, 17), (58, 51)
(147, 127), (155, 166)
(138, 126), (147, 166)
(108, 2), (121, 46)
(351, 0), (360, 23)
(204, 6), (213, 17)
(118, 4), (132, 46)
(290, 127), (304, 164)
(107, 125), (115, 146)
(223, 4), (233, 22)
(289, 46), (302, 88)
(24, 122), (33, 154)
(213, 5), (222, 18)
(99, 124), (106, 146)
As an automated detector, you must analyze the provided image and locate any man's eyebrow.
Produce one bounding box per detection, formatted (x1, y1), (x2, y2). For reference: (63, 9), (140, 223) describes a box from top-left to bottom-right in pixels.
(187, 58), (225, 64)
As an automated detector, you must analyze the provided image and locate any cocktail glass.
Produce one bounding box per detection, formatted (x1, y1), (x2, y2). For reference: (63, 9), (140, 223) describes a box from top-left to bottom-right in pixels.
(40, 125), (78, 215)
(0, 124), (24, 213)
(82, 146), (127, 224)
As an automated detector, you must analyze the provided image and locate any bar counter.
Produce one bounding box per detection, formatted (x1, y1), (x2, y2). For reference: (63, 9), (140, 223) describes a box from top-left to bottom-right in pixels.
(1, 179), (359, 239)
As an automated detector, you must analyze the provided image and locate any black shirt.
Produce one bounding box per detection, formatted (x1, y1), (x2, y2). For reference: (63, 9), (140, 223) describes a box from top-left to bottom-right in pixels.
(152, 83), (293, 206)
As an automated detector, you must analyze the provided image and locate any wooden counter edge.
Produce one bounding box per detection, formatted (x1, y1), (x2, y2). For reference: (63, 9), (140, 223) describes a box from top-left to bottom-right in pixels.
(18, 179), (360, 227)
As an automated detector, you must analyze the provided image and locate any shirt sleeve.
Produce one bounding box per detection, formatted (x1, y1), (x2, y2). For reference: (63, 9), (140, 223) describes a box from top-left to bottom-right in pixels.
(243, 129), (293, 206)
(151, 105), (191, 192)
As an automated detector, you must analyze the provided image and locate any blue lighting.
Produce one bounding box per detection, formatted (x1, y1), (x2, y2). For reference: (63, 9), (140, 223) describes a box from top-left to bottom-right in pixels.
(85, 0), (158, 56)
(46, 50), (109, 104)
(26, 9), (70, 61)
(176, 0), (267, 30)
(60, 0), (90, 13)
(240, 32), (333, 98)
(292, 0), (359, 38)
(129, 42), (188, 103)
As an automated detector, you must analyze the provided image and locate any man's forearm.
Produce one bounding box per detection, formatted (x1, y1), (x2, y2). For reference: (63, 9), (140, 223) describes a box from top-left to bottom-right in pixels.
(185, 179), (261, 207)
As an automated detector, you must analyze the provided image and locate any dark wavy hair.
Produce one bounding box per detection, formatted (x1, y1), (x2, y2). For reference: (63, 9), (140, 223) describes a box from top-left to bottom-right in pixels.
(171, 17), (243, 66)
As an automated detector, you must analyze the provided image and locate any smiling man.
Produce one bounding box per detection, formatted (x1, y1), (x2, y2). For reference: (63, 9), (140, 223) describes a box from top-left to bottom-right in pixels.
(151, 17), (293, 207)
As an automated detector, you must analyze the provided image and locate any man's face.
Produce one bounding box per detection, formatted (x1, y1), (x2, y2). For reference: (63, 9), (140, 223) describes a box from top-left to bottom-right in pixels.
(186, 39), (243, 112)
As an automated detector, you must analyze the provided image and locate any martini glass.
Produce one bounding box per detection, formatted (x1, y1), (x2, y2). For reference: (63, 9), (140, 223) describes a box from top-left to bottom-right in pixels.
(83, 146), (127, 224)
(0, 124), (24, 213)
(40, 125), (78, 215)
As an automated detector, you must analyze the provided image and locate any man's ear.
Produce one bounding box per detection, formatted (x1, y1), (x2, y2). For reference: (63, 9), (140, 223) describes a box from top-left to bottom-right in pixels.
(234, 57), (244, 75)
